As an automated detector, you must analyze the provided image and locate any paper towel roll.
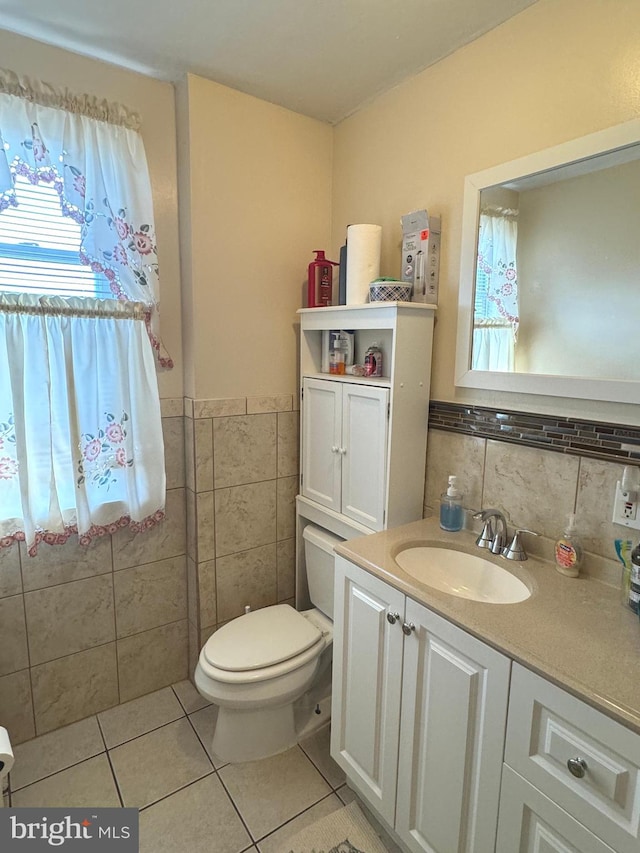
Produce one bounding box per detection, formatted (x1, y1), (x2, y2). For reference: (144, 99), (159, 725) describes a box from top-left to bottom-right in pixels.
(346, 224), (382, 304)
(0, 727), (14, 779)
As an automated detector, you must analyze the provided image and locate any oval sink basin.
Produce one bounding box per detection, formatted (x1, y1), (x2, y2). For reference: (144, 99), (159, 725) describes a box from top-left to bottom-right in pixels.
(394, 546), (531, 604)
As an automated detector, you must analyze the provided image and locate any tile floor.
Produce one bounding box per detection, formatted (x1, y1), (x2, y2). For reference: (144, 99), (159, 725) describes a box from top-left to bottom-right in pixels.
(4, 680), (398, 853)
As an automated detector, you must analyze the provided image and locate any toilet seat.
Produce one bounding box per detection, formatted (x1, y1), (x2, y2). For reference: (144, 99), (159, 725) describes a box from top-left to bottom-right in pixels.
(200, 604), (326, 684)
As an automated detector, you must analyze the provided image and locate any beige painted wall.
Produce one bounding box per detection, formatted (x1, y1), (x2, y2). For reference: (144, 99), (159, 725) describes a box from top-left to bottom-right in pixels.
(179, 75), (333, 399)
(0, 30), (183, 399)
(332, 0), (640, 424)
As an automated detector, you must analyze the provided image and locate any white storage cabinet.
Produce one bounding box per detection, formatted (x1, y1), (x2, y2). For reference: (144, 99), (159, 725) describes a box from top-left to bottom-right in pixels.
(330, 556), (511, 853)
(301, 378), (389, 530)
(497, 663), (640, 853)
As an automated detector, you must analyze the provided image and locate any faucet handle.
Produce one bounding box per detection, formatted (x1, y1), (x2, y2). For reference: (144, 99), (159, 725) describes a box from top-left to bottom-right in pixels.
(475, 519), (494, 549)
(502, 528), (539, 561)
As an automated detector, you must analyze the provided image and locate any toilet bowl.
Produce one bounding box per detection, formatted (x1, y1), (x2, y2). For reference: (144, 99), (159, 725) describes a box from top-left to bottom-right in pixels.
(194, 523), (342, 763)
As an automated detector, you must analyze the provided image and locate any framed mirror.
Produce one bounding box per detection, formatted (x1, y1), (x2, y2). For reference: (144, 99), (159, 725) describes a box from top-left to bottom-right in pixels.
(455, 118), (640, 404)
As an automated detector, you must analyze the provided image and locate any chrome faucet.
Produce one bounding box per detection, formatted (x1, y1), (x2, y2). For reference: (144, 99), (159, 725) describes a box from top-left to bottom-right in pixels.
(472, 509), (508, 555)
(473, 509), (539, 560)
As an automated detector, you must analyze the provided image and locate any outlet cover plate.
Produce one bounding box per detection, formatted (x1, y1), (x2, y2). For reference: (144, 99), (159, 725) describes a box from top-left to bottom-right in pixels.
(612, 481), (640, 529)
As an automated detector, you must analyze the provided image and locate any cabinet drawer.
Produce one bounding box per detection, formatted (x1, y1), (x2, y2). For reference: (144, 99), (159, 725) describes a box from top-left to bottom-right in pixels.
(505, 664), (640, 853)
(497, 766), (615, 853)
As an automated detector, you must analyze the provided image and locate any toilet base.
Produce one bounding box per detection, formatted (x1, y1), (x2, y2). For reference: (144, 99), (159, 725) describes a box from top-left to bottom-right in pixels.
(211, 661), (333, 764)
(213, 703), (297, 764)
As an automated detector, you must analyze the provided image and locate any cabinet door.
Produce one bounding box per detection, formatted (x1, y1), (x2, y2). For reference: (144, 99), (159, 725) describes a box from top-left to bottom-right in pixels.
(396, 599), (511, 853)
(331, 557), (405, 827)
(341, 384), (389, 531)
(301, 378), (342, 513)
(497, 766), (615, 853)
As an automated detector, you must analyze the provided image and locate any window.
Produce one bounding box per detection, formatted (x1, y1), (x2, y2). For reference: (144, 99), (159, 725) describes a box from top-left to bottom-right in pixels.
(0, 172), (106, 297)
(0, 71), (171, 555)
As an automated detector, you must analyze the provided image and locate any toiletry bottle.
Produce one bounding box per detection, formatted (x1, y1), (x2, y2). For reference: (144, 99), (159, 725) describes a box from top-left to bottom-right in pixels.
(440, 475), (464, 532)
(629, 541), (640, 613)
(554, 513), (582, 578)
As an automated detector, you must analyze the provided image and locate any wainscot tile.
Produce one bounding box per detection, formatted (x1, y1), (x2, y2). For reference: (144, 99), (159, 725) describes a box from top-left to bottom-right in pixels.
(114, 556), (187, 638)
(117, 620), (188, 703)
(31, 643), (119, 735)
(24, 574), (115, 666)
(213, 414), (277, 489)
(0, 669), (35, 744)
(214, 481), (276, 557)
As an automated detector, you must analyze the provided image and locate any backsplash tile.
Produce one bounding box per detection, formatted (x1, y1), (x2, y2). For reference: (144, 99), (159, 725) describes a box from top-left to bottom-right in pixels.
(429, 400), (640, 466)
(482, 440), (580, 539)
(425, 405), (634, 585)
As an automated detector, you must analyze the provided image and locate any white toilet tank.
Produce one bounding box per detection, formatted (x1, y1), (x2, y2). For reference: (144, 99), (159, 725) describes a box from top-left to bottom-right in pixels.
(302, 524), (343, 619)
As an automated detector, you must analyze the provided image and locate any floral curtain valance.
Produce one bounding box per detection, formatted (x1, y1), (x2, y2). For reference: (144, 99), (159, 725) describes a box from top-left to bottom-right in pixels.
(0, 68), (172, 368)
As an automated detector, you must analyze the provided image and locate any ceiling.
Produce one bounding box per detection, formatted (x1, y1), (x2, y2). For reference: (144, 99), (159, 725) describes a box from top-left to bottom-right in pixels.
(0, 0), (538, 124)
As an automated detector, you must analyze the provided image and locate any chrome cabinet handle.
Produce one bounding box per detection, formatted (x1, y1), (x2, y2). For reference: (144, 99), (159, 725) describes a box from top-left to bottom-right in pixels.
(386, 611), (400, 625)
(567, 757), (588, 778)
(402, 621), (416, 636)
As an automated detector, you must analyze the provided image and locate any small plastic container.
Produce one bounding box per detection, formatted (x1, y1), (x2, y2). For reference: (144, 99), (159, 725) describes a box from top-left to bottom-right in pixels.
(440, 475), (464, 532)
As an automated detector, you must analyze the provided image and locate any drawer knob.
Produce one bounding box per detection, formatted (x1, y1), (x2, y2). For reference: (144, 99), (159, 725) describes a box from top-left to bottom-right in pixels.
(567, 757), (588, 778)
(386, 612), (400, 625)
(402, 621), (416, 636)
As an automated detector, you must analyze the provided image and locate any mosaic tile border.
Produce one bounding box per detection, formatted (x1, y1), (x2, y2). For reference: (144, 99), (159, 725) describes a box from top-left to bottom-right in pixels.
(429, 400), (640, 466)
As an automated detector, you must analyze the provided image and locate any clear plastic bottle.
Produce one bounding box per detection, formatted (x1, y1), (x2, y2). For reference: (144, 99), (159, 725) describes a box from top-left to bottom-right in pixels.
(554, 513), (582, 578)
(440, 475), (464, 532)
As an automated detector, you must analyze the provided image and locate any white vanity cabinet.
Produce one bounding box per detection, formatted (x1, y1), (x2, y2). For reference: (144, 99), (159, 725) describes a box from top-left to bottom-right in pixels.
(301, 378), (389, 530)
(497, 664), (640, 853)
(331, 556), (511, 853)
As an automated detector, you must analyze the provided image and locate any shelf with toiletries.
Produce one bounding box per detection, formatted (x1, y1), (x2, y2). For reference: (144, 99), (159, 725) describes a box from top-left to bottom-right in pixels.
(295, 301), (437, 611)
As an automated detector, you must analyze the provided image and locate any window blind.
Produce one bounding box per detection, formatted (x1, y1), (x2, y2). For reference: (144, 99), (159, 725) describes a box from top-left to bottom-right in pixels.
(0, 174), (110, 297)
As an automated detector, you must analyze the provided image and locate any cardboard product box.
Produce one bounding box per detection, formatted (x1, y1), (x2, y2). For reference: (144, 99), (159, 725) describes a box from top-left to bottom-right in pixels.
(401, 210), (441, 304)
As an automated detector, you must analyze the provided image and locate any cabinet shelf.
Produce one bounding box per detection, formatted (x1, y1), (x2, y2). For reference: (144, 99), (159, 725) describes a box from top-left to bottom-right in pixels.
(302, 371), (391, 387)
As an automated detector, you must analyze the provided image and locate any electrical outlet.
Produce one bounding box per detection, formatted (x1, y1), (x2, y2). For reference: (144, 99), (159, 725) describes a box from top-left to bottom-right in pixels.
(612, 481), (640, 529)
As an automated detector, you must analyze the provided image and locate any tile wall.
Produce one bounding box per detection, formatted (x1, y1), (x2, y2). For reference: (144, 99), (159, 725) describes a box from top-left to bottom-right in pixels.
(3, 390), (630, 745)
(0, 399), (188, 744)
(424, 419), (630, 587)
(183, 394), (300, 674)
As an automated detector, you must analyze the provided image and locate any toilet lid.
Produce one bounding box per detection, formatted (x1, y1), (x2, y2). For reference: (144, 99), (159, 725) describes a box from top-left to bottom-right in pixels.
(203, 604), (322, 672)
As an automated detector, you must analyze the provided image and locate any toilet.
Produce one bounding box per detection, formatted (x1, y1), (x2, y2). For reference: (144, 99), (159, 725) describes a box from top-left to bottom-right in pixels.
(194, 523), (341, 763)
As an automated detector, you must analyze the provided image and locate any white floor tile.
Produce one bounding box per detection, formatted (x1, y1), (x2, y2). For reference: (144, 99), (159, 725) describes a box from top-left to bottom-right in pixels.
(139, 774), (252, 853)
(257, 794), (344, 853)
(12, 755), (120, 808)
(299, 724), (346, 789)
(219, 746), (332, 841)
(98, 686), (184, 748)
(11, 715), (104, 791)
(109, 718), (213, 808)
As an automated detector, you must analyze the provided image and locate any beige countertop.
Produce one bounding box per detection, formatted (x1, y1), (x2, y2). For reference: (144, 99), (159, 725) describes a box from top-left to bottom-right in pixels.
(335, 516), (640, 734)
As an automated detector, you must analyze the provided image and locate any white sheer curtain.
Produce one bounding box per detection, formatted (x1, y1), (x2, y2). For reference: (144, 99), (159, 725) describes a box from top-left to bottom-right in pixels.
(0, 71), (168, 555)
(473, 209), (519, 372)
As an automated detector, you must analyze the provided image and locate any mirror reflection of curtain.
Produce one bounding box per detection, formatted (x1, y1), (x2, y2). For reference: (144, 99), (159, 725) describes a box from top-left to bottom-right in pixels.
(473, 208), (519, 372)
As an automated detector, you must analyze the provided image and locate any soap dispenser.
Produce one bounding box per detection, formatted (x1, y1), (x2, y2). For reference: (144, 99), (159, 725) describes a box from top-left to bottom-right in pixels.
(555, 513), (582, 578)
(440, 475), (464, 532)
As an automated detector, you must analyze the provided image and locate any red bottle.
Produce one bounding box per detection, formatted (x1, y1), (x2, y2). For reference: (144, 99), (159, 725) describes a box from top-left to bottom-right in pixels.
(307, 250), (338, 308)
